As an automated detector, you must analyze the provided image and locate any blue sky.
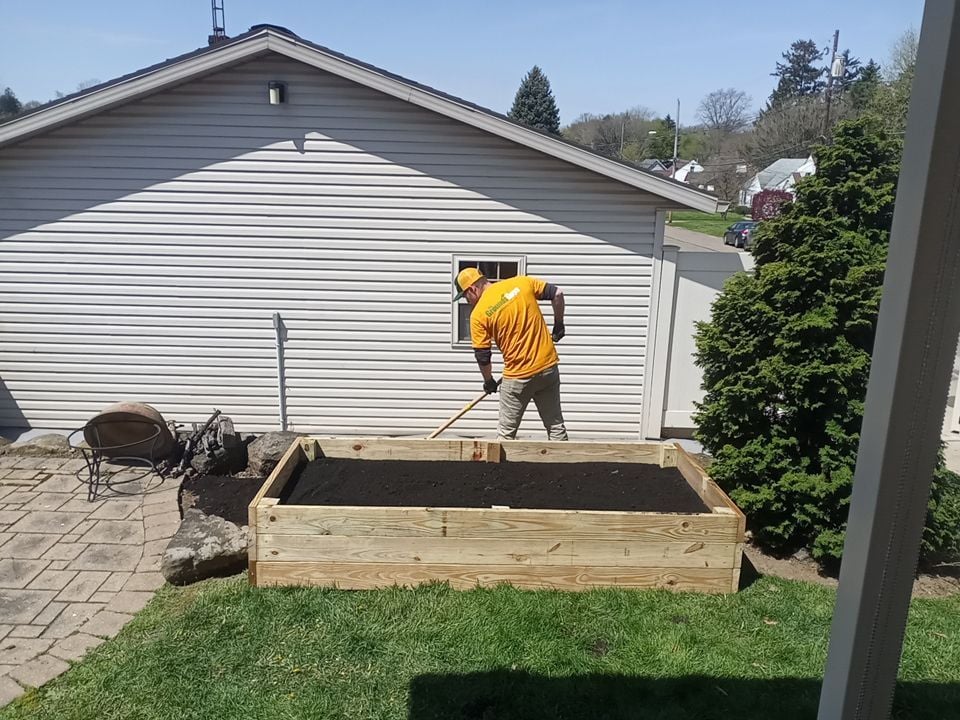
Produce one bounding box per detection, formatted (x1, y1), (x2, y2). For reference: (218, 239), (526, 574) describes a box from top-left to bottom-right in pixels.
(1, 0), (923, 125)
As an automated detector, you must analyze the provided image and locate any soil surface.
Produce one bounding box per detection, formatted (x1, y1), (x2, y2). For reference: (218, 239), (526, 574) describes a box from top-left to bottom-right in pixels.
(743, 544), (960, 598)
(179, 474), (264, 526)
(280, 458), (709, 513)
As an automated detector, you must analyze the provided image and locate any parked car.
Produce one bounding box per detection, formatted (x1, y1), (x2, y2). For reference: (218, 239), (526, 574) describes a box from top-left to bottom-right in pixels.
(723, 221), (758, 249)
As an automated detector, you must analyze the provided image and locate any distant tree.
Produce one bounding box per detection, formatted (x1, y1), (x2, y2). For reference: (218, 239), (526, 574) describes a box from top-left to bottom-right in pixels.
(886, 28), (918, 81)
(835, 49), (862, 89)
(697, 88), (752, 134)
(848, 59), (881, 113)
(662, 113), (676, 130)
(0, 87), (22, 120)
(751, 188), (793, 220)
(562, 107), (656, 159)
(509, 66), (561, 134)
(747, 95), (850, 167)
(768, 39), (826, 107)
(21, 100), (41, 112)
(862, 30), (918, 134)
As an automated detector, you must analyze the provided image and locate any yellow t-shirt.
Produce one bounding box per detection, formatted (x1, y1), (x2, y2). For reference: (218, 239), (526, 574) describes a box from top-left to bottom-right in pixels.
(470, 276), (559, 379)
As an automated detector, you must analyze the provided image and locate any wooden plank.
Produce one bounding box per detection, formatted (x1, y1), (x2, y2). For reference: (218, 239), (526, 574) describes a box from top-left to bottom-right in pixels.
(314, 438), (492, 461)
(486, 441), (501, 463)
(499, 440), (666, 464)
(253, 561), (734, 593)
(659, 444), (679, 468)
(301, 437), (318, 461)
(249, 439), (304, 507)
(257, 535), (739, 568)
(258, 505), (741, 541)
(674, 443), (746, 539)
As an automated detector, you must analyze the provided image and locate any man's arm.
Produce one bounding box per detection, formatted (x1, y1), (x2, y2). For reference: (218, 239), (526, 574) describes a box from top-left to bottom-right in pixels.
(471, 315), (498, 393)
(552, 288), (565, 326)
(540, 283), (565, 342)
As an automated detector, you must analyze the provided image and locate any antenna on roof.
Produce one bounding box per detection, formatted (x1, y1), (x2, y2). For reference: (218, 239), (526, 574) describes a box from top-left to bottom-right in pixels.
(208, 0), (228, 45)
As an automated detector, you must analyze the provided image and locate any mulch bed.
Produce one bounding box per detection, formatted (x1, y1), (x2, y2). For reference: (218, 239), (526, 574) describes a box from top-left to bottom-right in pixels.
(180, 474), (264, 525)
(280, 458), (708, 513)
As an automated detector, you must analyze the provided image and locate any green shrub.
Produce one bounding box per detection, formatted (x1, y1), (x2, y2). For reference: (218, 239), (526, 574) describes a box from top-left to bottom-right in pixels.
(694, 117), (960, 565)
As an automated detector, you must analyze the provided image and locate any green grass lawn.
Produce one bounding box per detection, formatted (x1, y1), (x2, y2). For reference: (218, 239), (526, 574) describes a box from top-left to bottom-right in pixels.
(4, 577), (958, 720)
(669, 210), (746, 237)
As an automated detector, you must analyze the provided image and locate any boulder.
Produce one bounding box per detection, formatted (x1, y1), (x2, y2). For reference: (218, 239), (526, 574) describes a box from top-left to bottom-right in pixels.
(2, 433), (75, 457)
(161, 509), (249, 585)
(247, 431), (301, 476)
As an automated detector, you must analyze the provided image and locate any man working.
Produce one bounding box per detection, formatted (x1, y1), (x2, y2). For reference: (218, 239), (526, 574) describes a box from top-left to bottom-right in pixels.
(453, 267), (568, 440)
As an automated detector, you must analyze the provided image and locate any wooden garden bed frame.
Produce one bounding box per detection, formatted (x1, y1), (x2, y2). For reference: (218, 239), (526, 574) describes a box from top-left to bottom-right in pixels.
(248, 438), (746, 594)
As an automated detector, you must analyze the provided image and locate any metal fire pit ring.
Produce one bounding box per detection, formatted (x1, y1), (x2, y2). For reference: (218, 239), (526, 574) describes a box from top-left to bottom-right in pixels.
(68, 418), (165, 502)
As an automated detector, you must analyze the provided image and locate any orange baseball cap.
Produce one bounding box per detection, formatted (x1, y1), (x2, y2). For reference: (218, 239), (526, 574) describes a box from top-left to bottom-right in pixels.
(453, 267), (484, 301)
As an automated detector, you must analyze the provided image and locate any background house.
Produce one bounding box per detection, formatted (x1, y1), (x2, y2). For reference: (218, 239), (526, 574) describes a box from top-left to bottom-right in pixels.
(664, 159), (704, 183)
(0, 25), (736, 440)
(739, 155), (816, 207)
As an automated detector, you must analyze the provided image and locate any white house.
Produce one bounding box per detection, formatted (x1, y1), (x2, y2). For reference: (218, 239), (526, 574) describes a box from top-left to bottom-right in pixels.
(665, 159), (704, 184)
(739, 155), (816, 207)
(0, 25), (727, 440)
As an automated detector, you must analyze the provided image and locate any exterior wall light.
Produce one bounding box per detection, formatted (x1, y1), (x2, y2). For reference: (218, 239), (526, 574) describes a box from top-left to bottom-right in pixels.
(268, 81), (286, 105)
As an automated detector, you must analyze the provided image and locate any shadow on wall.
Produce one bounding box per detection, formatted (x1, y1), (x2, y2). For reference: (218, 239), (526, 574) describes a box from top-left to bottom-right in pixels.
(407, 671), (958, 720)
(0, 377), (28, 438)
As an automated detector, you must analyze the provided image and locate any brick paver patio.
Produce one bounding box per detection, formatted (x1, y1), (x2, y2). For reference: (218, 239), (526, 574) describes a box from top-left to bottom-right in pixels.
(0, 454), (180, 707)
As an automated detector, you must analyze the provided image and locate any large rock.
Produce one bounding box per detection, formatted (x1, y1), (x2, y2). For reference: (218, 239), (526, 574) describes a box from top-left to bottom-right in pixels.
(247, 431), (301, 476)
(2, 433), (75, 457)
(161, 509), (249, 585)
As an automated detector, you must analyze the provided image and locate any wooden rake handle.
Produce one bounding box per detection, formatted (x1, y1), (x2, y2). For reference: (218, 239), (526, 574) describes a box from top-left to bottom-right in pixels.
(427, 379), (501, 439)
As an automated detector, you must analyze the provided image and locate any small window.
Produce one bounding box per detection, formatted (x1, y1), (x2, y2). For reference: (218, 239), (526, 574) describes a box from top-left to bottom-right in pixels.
(452, 255), (525, 346)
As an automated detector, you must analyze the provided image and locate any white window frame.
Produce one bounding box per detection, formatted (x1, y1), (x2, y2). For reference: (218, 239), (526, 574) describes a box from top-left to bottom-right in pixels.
(451, 254), (526, 347)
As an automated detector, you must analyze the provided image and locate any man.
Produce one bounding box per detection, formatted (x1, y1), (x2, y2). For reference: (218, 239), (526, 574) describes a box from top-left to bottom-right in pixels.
(453, 267), (568, 440)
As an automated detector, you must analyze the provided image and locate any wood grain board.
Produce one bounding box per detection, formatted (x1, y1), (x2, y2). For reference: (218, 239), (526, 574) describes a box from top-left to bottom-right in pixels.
(257, 535), (739, 568)
(256, 505), (740, 541)
(254, 561), (734, 593)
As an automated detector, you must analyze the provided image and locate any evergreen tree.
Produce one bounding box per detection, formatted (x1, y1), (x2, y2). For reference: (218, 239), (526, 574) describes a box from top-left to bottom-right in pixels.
(694, 117), (960, 565)
(836, 49), (862, 88)
(662, 113), (676, 130)
(849, 59), (881, 113)
(0, 87), (22, 120)
(768, 39), (826, 107)
(508, 66), (561, 135)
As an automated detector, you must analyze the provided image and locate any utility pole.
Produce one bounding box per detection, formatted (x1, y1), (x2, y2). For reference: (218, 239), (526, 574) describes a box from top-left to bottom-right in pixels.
(619, 120), (625, 157)
(671, 98), (680, 178)
(823, 29), (841, 135)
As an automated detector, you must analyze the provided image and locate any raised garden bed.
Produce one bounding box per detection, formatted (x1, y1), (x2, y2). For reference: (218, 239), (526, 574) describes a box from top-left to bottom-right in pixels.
(248, 438), (745, 594)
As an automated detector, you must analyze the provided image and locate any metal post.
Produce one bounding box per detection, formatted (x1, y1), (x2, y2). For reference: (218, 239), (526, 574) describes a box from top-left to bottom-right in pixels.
(818, 3), (960, 718)
(823, 29), (840, 134)
(671, 98), (680, 178)
(272, 312), (288, 431)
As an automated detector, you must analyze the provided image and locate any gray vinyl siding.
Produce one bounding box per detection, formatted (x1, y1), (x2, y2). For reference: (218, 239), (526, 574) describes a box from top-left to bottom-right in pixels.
(0, 55), (660, 438)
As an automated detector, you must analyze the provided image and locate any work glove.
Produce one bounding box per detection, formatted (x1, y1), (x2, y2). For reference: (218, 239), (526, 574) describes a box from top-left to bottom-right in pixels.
(483, 378), (500, 394)
(552, 322), (566, 342)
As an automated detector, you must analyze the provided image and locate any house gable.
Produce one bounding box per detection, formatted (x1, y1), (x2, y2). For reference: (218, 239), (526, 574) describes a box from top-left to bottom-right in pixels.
(0, 26), (720, 213)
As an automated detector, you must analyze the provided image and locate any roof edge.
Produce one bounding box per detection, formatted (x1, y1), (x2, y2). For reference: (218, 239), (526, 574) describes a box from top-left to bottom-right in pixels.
(0, 28), (721, 212)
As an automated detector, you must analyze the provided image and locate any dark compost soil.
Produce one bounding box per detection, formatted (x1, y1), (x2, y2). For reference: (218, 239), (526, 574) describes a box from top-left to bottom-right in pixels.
(180, 474), (264, 525)
(279, 458), (709, 513)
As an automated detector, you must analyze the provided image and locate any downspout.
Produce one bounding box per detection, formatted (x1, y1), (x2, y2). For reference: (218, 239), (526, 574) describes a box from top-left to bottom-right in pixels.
(272, 312), (288, 430)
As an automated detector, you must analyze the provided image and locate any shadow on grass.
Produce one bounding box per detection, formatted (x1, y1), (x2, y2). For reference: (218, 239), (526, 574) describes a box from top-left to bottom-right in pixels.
(408, 671), (959, 720)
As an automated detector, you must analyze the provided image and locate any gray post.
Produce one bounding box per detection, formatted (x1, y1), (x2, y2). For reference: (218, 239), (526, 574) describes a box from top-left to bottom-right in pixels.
(818, 2), (960, 718)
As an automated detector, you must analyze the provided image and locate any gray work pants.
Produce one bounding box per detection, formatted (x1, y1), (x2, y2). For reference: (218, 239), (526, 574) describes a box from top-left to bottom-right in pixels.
(498, 365), (568, 441)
